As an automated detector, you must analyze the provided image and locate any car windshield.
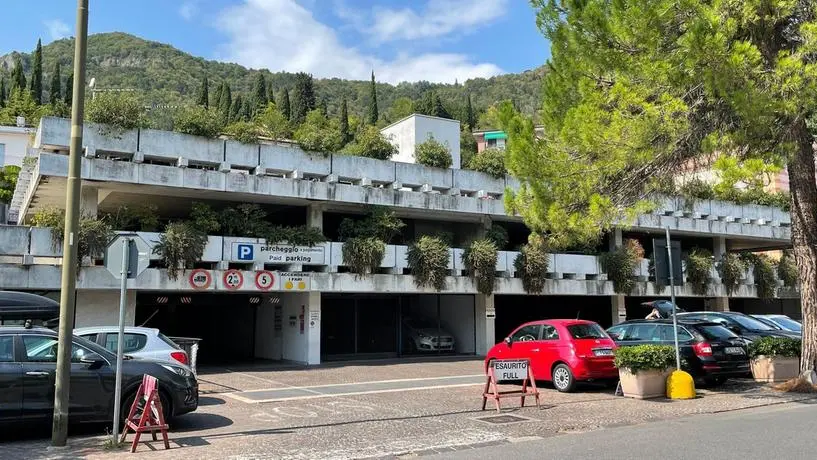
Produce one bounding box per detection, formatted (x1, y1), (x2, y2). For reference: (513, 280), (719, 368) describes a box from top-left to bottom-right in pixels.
(567, 324), (608, 339)
(697, 325), (739, 341)
(729, 314), (774, 331)
(770, 316), (802, 332)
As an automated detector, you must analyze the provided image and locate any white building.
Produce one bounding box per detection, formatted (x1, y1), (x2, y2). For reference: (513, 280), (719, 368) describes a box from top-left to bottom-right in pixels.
(381, 114), (461, 169)
(0, 124), (34, 167)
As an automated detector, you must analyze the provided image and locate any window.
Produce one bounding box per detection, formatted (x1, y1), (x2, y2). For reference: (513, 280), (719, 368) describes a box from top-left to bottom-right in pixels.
(697, 325), (739, 341)
(158, 333), (182, 350)
(487, 138), (497, 148)
(510, 325), (541, 342)
(104, 333), (148, 354)
(606, 325), (628, 340)
(0, 336), (13, 362)
(79, 333), (98, 344)
(22, 335), (93, 363)
(567, 324), (608, 339)
(541, 325), (560, 341)
(657, 325), (693, 342)
(728, 314), (774, 331)
(623, 324), (659, 341)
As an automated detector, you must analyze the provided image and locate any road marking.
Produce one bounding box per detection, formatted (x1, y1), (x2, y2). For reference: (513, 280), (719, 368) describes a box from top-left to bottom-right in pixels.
(222, 382), (484, 404)
(235, 374), (485, 394)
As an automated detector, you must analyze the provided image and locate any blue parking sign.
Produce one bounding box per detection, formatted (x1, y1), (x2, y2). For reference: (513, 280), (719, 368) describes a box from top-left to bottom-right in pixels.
(237, 244), (254, 261)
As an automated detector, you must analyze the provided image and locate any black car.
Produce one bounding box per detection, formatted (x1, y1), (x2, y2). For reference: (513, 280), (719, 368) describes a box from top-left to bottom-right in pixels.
(677, 311), (801, 341)
(0, 326), (198, 426)
(607, 319), (750, 385)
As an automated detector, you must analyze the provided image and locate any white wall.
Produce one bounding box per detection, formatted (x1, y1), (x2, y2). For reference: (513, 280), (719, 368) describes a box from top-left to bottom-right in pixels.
(0, 128), (33, 167)
(382, 116), (416, 165)
(381, 115), (461, 169)
(280, 291), (321, 364)
(75, 290), (136, 328)
(254, 304), (282, 360)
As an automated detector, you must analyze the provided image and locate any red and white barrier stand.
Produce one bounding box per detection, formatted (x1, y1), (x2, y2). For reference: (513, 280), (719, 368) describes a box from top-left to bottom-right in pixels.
(120, 374), (170, 453)
(482, 359), (540, 413)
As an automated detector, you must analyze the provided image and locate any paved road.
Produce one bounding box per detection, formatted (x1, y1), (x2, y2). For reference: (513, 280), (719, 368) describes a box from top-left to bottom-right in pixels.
(430, 401), (817, 460)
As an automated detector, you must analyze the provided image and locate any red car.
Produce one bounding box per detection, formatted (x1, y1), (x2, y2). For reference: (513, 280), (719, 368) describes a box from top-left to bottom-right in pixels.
(485, 319), (618, 392)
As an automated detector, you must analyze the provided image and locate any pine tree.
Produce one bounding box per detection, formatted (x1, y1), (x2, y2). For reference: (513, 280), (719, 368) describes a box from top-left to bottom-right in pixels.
(368, 71), (378, 124)
(30, 39), (43, 104)
(292, 72), (316, 124)
(318, 97), (328, 116)
(49, 62), (61, 104)
(0, 77), (6, 108)
(241, 97), (252, 121)
(433, 95), (450, 119)
(465, 93), (475, 130)
(63, 71), (73, 105)
(196, 76), (209, 108)
(252, 73), (267, 113)
(212, 82), (223, 111)
(280, 89), (291, 120)
(230, 94), (242, 122)
(219, 83), (232, 119)
(10, 57), (26, 93)
(339, 97), (350, 144)
(266, 81), (274, 106)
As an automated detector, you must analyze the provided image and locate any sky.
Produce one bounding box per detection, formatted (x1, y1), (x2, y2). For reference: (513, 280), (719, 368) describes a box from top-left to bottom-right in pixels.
(0, 0), (550, 84)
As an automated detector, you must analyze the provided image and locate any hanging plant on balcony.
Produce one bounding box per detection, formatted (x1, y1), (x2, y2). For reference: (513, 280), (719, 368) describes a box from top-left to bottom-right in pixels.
(462, 238), (498, 295)
(514, 234), (550, 294)
(717, 252), (747, 295)
(684, 248), (714, 296)
(30, 206), (65, 251)
(342, 237), (385, 276)
(741, 253), (777, 300)
(600, 239), (643, 294)
(153, 222), (208, 280)
(407, 235), (450, 291)
(777, 250), (798, 288)
(30, 207), (114, 269)
(485, 225), (509, 250)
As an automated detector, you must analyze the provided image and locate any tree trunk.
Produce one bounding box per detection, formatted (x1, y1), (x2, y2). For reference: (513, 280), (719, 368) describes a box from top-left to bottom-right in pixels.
(788, 119), (817, 372)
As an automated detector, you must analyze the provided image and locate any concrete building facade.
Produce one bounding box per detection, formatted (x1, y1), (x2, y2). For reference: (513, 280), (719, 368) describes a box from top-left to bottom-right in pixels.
(0, 117), (800, 366)
(381, 114), (462, 169)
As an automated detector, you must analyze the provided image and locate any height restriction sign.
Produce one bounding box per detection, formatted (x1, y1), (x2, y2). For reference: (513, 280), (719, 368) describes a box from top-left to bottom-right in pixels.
(223, 270), (244, 290)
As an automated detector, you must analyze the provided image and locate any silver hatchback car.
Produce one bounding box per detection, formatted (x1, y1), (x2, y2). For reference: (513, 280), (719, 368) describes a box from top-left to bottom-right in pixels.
(74, 326), (189, 365)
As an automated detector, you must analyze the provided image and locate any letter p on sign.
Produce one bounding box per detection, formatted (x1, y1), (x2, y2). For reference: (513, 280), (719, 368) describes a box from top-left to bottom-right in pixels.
(237, 244), (254, 261)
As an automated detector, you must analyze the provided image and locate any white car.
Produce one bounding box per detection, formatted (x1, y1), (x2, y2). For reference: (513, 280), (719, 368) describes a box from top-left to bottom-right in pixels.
(73, 326), (189, 365)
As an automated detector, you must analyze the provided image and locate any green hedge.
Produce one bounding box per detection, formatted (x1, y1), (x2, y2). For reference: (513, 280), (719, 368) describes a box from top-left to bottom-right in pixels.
(614, 344), (676, 373)
(748, 337), (801, 359)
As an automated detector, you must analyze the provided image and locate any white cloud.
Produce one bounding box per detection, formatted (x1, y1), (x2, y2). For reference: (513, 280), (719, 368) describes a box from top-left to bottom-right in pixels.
(44, 19), (71, 41)
(179, 1), (198, 21)
(215, 0), (503, 84)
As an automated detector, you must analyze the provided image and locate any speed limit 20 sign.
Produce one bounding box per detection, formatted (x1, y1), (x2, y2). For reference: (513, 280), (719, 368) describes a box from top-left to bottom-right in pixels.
(223, 269), (244, 290)
(255, 271), (275, 291)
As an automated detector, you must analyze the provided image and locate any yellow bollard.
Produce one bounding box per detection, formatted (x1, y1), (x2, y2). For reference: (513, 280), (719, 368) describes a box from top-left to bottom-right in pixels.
(666, 370), (696, 399)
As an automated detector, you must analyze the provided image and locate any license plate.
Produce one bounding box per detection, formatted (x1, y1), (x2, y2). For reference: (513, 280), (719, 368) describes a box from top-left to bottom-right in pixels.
(593, 348), (613, 357)
(725, 347), (745, 355)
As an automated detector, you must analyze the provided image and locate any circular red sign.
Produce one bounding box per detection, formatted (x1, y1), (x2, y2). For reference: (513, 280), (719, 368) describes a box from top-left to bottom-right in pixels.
(223, 269), (244, 290)
(255, 271), (276, 290)
(188, 269), (212, 290)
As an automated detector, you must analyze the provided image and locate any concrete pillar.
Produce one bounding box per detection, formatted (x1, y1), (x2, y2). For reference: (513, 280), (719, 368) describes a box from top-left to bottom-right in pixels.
(711, 297), (730, 312)
(474, 294), (496, 356)
(307, 204), (324, 232)
(305, 291), (321, 365)
(74, 290), (136, 328)
(712, 236), (729, 311)
(609, 228), (623, 251)
(611, 295), (627, 324)
(80, 186), (99, 218)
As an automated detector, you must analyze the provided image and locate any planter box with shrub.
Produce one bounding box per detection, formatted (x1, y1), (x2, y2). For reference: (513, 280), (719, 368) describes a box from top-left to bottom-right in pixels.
(748, 337), (801, 383)
(614, 344), (676, 399)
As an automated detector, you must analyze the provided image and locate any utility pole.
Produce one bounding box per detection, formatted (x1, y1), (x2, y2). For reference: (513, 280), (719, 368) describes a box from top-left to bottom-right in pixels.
(52, 0), (89, 447)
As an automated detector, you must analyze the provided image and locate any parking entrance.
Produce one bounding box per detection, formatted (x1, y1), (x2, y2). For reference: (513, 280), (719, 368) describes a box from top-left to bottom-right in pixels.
(494, 295), (612, 343)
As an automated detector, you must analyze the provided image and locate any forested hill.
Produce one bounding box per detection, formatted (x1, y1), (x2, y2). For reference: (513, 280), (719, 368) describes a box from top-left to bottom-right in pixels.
(0, 32), (545, 122)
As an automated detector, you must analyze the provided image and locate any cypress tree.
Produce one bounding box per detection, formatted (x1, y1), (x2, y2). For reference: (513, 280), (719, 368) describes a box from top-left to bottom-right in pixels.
(0, 77), (6, 107)
(465, 93), (475, 130)
(433, 95), (450, 119)
(196, 76), (209, 108)
(220, 83), (232, 119)
(280, 89), (291, 120)
(368, 71), (378, 124)
(49, 62), (62, 104)
(212, 82), (223, 111)
(292, 72), (315, 124)
(252, 73), (267, 113)
(339, 97), (350, 144)
(266, 81), (274, 107)
(30, 39), (43, 104)
(230, 94), (242, 122)
(10, 57), (26, 93)
(63, 71), (73, 105)
(318, 97), (328, 116)
(241, 97), (253, 121)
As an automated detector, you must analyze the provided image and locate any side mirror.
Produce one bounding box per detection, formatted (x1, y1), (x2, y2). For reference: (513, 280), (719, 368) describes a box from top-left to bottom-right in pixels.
(80, 353), (106, 369)
(504, 336), (513, 347)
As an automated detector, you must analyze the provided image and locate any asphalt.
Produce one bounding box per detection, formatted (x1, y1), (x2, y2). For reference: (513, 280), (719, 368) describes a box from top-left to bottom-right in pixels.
(428, 402), (817, 460)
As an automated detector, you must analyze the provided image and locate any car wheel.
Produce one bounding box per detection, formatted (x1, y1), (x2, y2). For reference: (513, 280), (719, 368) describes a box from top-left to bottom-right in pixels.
(552, 364), (576, 392)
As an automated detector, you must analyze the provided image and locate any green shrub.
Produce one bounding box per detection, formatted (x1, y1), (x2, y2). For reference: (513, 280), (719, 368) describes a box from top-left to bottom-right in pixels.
(684, 248), (713, 295)
(614, 344), (676, 373)
(468, 147), (506, 178)
(30, 207), (65, 250)
(86, 93), (144, 133)
(742, 253), (777, 299)
(342, 237), (385, 275)
(514, 234), (550, 294)
(748, 337), (801, 359)
(485, 225), (509, 250)
(153, 222), (208, 280)
(462, 239), (498, 295)
(337, 207), (404, 243)
(600, 239), (643, 294)
(263, 225), (325, 247)
(224, 121), (260, 144)
(294, 109), (344, 154)
(255, 105), (292, 140)
(78, 218), (114, 266)
(173, 105), (223, 138)
(344, 125), (397, 160)
(718, 252), (747, 295)
(415, 136), (452, 169)
(102, 204), (159, 232)
(189, 202), (222, 234)
(777, 250), (798, 287)
(407, 235), (450, 291)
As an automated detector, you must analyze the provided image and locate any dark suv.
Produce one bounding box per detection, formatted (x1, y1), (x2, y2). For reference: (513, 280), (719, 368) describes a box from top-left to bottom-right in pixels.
(677, 311), (801, 341)
(607, 319), (750, 385)
(0, 326), (198, 426)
